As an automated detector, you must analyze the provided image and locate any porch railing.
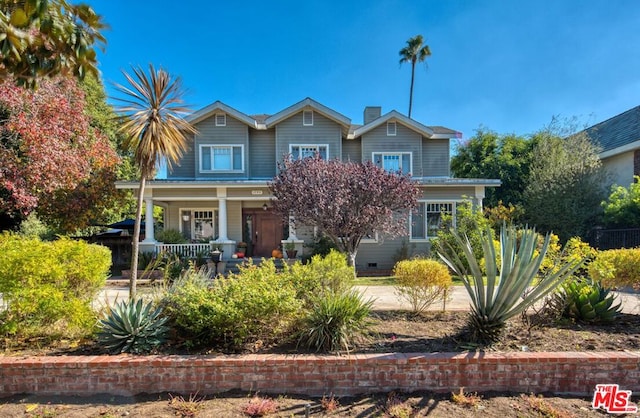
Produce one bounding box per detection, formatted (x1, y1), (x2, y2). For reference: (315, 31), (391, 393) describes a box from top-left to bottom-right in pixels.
(156, 243), (211, 259)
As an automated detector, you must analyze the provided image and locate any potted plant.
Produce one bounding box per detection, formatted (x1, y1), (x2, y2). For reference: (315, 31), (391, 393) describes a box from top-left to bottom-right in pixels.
(284, 241), (297, 259)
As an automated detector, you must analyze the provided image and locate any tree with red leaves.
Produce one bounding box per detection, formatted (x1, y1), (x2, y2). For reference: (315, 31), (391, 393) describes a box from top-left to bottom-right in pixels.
(270, 155), (420, 267)
(0, 75), (120, 231)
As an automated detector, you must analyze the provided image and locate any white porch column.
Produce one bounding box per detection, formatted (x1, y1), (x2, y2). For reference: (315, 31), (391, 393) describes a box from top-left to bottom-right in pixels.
(218, 197), (229, 241)
(287, 214), (298, 240)
(474, 185), (485, 211)
(143, 197), (156, 243)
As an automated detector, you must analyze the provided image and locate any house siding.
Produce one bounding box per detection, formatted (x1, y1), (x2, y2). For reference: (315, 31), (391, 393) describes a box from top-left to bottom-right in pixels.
(361, 124), (422, 176)
(275, 112), (342, 162)
(342, 138), (362, 163)
(357, 238), (430, 272)
(249, 128), (276, 179)
(194, 115), (249, 180)
(422, 138), (450, 177)
(603, 152), (636, 188)
(168, 135), (195, 179)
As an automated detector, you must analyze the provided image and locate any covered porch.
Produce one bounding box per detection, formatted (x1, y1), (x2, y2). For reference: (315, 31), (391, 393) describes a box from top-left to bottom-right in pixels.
(115, 180), (305, 261)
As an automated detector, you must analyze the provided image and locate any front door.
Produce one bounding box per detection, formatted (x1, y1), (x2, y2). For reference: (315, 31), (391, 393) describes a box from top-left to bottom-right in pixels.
(243, 209), (284, 257)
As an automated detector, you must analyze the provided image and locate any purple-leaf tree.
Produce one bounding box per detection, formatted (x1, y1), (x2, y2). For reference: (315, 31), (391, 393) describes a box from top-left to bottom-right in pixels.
(269, 155), (420, 267)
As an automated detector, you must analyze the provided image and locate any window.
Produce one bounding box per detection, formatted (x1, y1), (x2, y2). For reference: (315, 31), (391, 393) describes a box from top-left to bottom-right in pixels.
(361, 230), (379, 243)
(215, 114), (226, 126)
(411, 202), (455, 240)
(200, 145), (244, 171)
(290, 144), (328, 160)
(181, 210), (218, 241)
(373, 152), (411, 175)
(303, 110), (313, 126)
(387, 121), (397, 136)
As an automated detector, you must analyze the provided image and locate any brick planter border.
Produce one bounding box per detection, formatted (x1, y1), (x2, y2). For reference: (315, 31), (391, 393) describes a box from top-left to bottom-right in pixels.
(1, 352), (639, 398)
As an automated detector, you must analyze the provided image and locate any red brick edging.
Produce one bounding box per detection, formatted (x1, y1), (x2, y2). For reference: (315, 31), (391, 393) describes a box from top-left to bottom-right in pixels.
(1, 351), (639, 397)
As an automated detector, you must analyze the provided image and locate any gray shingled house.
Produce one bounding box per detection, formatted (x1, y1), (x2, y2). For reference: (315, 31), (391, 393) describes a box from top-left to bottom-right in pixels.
(582, 105), (640, 190)
(116, 98), (500, 272)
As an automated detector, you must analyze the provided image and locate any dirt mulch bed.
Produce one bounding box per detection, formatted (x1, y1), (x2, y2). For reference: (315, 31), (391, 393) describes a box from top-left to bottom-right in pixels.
(2, 310), (640, 357)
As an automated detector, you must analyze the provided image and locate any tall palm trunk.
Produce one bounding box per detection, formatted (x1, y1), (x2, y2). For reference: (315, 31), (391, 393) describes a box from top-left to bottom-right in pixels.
(408, 62), (416, 118)
(130, 176), (146, 300)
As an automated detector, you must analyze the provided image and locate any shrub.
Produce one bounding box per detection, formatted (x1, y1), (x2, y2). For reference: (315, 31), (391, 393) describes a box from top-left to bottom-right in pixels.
(98, 298), (170, 354)
(589, 248), (640, 290)
(161, 259), (302, 350)
(155, 228), (188, 244)
(298, 289), (373, 353)
(393, 258), (452, 314)
(0, 233), (110, 339)
(438, 225), (583, 344)
(284, 249), (354, 306)
(553, 279), (621, 323)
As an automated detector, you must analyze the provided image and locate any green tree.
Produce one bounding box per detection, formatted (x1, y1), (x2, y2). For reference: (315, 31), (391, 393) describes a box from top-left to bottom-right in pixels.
(601, 176), (640, 228)
(0, 0), (106, 88)
(114, 65), (196, 299)
(451, 128), (533, 209)
(399, 34), (431, 118)
(523, 127), (607, 242)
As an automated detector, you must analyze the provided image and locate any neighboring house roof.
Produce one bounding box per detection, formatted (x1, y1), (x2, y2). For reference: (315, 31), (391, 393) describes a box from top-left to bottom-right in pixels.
(582, 105), (640, 158)
(264, 97), (352, 132)
(187, 101), (258, 128)
(350, 110), (460, 140)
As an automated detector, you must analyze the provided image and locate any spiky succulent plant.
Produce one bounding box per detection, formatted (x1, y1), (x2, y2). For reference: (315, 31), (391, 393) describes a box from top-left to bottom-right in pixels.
(98, 298), (169, 354)
(438, 224), (584, 344)
(557, 279), (622, 323)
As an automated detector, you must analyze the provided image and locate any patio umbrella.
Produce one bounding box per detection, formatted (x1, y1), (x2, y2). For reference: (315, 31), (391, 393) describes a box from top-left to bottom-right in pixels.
(106, 218), (145, 230)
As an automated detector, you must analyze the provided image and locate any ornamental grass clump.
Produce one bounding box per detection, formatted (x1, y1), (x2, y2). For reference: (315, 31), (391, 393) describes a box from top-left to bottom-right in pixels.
(438, 224), (584, 344)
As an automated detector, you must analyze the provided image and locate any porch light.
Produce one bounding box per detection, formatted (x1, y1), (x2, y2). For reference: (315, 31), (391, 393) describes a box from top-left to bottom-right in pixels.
(182, 214), (190, 221)
(262, 203), (268, 211)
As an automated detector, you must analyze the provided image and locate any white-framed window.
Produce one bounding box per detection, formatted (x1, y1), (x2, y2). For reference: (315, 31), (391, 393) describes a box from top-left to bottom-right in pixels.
(290, 144), (328, 160)
(360, 230), (379, 243)
(180, 209), (218, 241)
(303, 110), (314, 126)
(373, 152), (412, 175)
(387, 121), (397, 136)
(215, 114), (226, 126)
(200, 144), (244, 172)
(411, 202), (455, 240)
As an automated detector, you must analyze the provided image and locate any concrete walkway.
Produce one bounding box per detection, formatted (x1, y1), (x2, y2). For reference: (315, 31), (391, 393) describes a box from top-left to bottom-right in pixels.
(98, 283), (640, 314)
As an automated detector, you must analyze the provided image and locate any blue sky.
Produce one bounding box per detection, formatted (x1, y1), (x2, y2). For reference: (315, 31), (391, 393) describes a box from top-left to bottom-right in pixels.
(91, 0), (640, 142)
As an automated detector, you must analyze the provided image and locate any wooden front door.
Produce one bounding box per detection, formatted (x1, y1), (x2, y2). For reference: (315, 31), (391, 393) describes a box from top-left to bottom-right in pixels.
(244, 210), (284, 257)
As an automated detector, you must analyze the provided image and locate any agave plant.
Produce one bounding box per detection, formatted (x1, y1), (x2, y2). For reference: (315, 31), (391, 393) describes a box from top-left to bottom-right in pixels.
(557, 279), (622, 323)
(98, 298), (170, 354)
(438, 224), (584, 344)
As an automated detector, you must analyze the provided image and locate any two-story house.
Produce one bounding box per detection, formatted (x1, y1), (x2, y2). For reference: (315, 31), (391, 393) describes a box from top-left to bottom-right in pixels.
(116, 98), (500, 272)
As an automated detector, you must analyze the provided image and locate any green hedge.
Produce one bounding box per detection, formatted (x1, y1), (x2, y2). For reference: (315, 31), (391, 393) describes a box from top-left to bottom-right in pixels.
(0, 233), (110, 339)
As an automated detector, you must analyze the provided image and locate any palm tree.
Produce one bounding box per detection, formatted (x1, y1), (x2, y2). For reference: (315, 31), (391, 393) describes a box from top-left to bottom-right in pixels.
(114, 64), (196, 299)
(399, 34), (431, 118)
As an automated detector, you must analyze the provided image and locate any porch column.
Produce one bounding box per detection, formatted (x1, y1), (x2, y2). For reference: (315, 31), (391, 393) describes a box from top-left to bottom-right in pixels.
(218, 197), (229, 241)
(143, 198), (156, 243)
(474, 185), (485, 211)
(287, 214), (298, 240)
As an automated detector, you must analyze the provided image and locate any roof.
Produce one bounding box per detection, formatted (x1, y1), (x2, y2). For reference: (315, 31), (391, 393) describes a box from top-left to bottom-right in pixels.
(264, 97), (352, 131)
(187, 101), (257, 128)
(350, 111), (460, 139)
(582, 105), (640, 154)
